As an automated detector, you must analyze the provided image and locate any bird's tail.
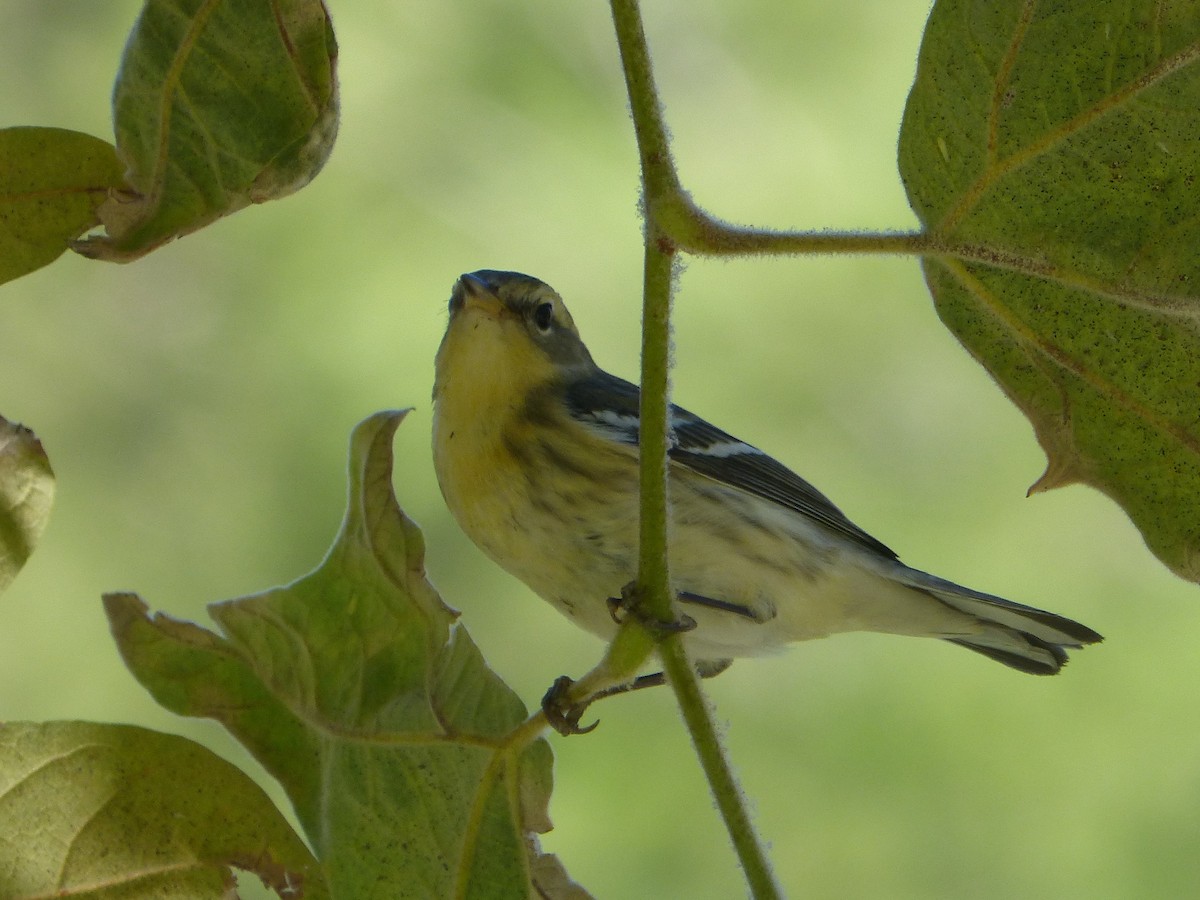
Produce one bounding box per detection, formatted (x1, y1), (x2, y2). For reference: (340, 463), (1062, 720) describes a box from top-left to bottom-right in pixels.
(896, 566), (1103, 675)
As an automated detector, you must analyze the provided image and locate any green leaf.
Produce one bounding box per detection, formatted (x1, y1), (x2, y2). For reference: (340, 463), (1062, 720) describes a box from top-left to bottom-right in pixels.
(0, 127), (122, 286)
(106, 411), (588, 899)
(899, 1), (1200, 580)
(0, 416), (55, 596)
(0, 721), (326, 899)
(76, 0), (339, 262)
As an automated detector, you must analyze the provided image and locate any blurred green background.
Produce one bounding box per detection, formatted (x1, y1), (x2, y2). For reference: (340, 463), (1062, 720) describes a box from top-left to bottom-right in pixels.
(3, 1), (1199, 897)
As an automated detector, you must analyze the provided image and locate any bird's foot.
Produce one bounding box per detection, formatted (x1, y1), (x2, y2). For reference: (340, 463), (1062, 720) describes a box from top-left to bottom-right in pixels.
(606, 582), (696, 636)
(541, 675), (600, 736)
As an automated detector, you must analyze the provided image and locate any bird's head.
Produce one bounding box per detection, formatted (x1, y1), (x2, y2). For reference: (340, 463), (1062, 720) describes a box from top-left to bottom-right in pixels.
(434, 270), (595, 408)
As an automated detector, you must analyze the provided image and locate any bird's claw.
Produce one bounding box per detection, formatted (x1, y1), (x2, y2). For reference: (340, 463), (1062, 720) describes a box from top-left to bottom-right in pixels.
(606, 583), (697, 636)
(541, 675), (600, 736)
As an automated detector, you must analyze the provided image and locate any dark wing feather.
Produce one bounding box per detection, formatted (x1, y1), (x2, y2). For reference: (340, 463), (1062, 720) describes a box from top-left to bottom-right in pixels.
(565, 371), (897, 559)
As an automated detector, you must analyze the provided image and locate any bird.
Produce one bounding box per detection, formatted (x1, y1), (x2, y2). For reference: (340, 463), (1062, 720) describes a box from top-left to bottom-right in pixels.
(431, 269), (1101, 682)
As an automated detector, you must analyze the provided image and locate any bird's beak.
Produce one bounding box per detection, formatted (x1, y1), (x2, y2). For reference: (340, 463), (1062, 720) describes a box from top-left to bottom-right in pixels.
(450, 272), (504, 318)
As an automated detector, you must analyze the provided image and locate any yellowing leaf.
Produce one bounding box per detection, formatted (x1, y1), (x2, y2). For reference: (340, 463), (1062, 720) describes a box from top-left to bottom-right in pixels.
(0, 721), (326, 899)
(0, 416), (55, 596)
(899, 1), (1200, 580)
(106, 411), (588, 899)
(0, 127), (122, 286)
(77, 0), (339, 262)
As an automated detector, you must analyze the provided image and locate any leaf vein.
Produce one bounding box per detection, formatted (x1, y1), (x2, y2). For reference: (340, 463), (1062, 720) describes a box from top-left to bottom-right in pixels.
(987, 0), (1039, 168)
(148, 0), (225, 208)
(943, 33), (1200, 232)
(942, 258), (1200, 460)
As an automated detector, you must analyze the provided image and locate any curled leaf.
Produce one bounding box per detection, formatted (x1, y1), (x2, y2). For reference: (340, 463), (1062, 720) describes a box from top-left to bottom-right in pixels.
(77, 0), (339, 261)
(106, 411), (589, 898)
(0, 416), (55, 595)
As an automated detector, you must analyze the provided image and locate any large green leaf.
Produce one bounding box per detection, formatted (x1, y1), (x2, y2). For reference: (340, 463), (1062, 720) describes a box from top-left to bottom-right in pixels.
(899, 1), (1200, 580)
(0, 416), (55, 596)
(77, 0), (339, 262)
(0, 128), (122, 286)
(106, 411), (587, 899)
(0, 721), (326, 899)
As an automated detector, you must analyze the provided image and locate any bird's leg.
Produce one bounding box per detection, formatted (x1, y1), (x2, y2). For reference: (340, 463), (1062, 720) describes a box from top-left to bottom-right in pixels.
(597, 657), (734, 694)
(541, 658), (733, 737)
(606, 581), (697, 635)
(543, 582), (728, 737)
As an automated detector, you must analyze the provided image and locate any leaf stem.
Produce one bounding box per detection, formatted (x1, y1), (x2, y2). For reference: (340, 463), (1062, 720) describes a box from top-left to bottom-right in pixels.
(634, 231), (675, 625)
(609, 0), (683, 211)
(659, 638), (783, 899)
(610, 0), (677, 628)
(610, 2), (782, 898)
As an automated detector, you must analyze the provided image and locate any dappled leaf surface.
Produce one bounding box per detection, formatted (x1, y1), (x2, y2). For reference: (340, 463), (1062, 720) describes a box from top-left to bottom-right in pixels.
(0, 128), (122, 285)
(0, 416), (55, 595)
(899, 1), (1200, 579)
(0, 721), (325, 899)
(106, 412), (585, 899)
(77, 0), (339, 262)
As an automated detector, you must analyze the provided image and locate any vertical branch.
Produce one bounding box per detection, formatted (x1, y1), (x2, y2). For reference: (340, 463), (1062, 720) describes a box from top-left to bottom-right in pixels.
(635, 230), (675, 623)
(609, 1), (783, 897)
(657, 639), (783, 899)
(609, 0), (685, 213)
(611, 0), (676, 630)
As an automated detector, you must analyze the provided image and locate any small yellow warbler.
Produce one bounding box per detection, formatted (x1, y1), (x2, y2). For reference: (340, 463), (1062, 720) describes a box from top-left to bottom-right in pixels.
(432, 270), (1101, 676)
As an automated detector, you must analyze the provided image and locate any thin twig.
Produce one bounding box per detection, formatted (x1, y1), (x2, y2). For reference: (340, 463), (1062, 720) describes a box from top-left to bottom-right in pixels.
(660, 639), (783, 899)
(634, 231), (675, 624)
(609, 2), (784, 897)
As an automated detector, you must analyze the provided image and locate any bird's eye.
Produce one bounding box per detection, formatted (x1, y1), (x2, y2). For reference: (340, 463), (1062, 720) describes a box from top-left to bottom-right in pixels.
(532, 301), (554, 333)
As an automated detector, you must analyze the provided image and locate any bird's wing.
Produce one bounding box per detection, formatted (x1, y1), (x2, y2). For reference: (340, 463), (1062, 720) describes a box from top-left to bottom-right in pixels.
(565, 371), (898, 559)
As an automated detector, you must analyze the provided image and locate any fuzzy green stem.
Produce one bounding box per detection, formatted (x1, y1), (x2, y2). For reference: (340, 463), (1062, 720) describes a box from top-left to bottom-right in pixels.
(610, 2), (783, 898)
(659, 638), (784, 899)
(611, 0), (678, 632)
(634, 232), (675, 623)
(609, 0), (683, 208)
